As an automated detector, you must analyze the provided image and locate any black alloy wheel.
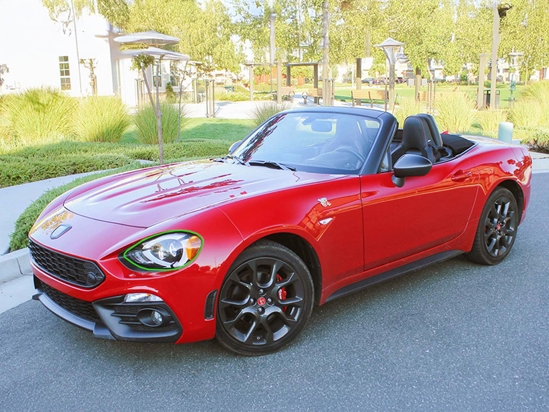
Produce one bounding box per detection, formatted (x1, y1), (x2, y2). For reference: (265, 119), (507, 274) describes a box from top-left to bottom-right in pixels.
(216, 241), (314, 356)
(467, 187), (519, 265)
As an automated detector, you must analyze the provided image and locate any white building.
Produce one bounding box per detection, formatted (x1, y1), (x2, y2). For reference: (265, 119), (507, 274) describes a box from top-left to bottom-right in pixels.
(0, 0), (183, 107)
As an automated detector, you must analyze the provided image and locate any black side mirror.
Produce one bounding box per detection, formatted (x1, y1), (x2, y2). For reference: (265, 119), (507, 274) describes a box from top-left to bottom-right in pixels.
(392, 153), (432, 187)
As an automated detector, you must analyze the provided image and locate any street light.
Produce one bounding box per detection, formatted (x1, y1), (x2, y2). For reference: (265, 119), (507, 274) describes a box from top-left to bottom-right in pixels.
(376, 37), (404, 112)
(489, 1), (513, 110)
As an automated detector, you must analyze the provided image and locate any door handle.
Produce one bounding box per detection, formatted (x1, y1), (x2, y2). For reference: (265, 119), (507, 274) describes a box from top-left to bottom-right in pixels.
(451, 171), (472, 181)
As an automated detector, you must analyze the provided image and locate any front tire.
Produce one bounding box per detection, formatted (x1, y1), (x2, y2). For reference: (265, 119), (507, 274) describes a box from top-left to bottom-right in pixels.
(216, 241), (314, 356)
(467, 187), (519, 265)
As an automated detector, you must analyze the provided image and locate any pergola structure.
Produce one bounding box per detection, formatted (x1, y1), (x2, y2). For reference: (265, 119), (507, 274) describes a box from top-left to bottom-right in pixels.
(245, 61), (321, 102)
(284, 62), (320, 88)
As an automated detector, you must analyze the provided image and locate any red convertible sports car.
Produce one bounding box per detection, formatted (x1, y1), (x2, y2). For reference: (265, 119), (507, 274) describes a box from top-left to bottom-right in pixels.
(29, 107), (532, 355)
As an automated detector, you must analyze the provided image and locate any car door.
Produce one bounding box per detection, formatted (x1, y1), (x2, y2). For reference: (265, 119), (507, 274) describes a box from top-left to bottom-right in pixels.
(360, 160), (479, 271)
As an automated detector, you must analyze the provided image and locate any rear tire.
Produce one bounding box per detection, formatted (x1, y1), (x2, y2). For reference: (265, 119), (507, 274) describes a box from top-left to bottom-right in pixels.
(467, 187), (519, 265)
(216, 241), (314, 356)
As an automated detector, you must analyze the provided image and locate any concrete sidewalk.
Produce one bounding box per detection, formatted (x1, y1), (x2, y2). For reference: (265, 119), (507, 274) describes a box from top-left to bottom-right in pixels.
(1, 98), (548, 315)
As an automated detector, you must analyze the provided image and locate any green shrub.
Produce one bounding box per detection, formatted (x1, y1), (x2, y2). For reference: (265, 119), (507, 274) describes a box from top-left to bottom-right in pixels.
(216, 91), (250, 102)
(165, 82), (176, 103)
(475, 109), (508, 137)
(393, 97), (425, 127)
(0, 153), (135, 187)
(163, 140), (231, 162)
(134, 102), (183, 144)
(249, 102), (292, 127)
(73, 96), (130, 143)
(0, 137), (235, 187)
(1, 87), (77, 145)
(520, 127), (549, 153)
(434, 93), (476, 133)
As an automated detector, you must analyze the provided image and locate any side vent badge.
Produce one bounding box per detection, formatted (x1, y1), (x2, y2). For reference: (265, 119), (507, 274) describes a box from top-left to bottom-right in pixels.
(318, 198), (332, 208)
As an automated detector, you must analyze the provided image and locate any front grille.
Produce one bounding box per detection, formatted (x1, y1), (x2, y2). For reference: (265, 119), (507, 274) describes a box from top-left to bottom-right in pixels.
(29, 240), (105, 288)
(38, 279), (101, 323)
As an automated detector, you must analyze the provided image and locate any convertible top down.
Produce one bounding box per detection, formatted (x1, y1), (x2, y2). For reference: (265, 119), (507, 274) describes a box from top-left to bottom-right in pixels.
(29, 107), (532, 355)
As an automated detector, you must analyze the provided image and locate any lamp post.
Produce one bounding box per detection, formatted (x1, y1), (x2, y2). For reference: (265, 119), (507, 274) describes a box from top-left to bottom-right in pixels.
(376, 38), (404, 112)
(321, 0), (331, 106)
(114, 31), (180, 164)
(490, 1), (513, 109)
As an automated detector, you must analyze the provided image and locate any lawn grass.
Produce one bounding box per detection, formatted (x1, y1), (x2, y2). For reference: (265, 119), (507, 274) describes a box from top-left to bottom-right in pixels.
(180, 118), (254, 142)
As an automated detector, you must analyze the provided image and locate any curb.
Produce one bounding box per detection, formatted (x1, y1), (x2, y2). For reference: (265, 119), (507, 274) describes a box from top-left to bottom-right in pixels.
(0, 248), (31, 284)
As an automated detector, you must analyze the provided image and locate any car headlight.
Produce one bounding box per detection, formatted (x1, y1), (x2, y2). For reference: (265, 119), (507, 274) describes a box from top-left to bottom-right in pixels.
(122, 231), (203, 271)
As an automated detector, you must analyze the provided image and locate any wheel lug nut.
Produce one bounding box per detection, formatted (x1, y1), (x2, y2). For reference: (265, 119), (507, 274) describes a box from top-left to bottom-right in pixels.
(258, 307), (264, 313)
(267, 298), (273, 304)
(259, 289), (264, 295)
(249, 298), (255, 304)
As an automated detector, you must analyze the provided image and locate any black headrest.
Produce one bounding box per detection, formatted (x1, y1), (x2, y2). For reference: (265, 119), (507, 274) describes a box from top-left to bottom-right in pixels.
(416, 113), (443, 147)
(401, 116), (430, 151)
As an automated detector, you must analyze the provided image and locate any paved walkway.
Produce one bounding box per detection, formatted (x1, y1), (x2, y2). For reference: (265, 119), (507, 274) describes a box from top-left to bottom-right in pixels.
(1, 98), (548, 314)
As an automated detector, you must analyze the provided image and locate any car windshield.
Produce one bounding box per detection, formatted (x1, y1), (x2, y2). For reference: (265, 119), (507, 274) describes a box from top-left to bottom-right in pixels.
(231, 111), (381, 174)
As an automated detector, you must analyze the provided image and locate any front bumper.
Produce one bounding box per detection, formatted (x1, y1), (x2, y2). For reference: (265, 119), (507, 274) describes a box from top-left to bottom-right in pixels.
(33, 276), (183, 343)
(28, 207), (242, 344)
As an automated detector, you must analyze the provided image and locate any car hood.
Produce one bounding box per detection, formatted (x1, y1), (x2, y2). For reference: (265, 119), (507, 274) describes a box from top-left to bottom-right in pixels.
(64, 160), (329, 227)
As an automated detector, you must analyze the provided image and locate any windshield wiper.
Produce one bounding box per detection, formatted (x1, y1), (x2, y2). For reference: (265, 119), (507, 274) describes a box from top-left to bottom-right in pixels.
(248, 160), (295, 171)
(213, 155), (249, 166)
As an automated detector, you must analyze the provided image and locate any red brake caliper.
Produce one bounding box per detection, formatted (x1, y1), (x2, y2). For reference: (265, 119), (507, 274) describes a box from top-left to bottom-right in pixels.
(277, 274), (288, 312)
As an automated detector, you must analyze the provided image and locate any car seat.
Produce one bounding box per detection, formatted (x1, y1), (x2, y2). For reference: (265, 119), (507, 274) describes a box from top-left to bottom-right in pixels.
(391, 115), (439, 164)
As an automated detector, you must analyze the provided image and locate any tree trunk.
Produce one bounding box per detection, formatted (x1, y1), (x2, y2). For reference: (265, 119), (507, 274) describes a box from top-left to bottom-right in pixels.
(141, 65), (164, 165)
(415, 67), (422, 102)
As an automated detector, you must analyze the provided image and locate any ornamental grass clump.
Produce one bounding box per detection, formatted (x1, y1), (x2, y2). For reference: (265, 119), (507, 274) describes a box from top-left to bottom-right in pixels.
(508, 81), (549, 129)
(434, 93), (476, 133)
(73, 96), (130, 143)
(134, 102), (183, 144)
(393, 97), (425, 126)
(475, 109), (508, 138)
(508, 99), (542, 128)
(249, 102), (292, 127)
(1, 87), (76, 145)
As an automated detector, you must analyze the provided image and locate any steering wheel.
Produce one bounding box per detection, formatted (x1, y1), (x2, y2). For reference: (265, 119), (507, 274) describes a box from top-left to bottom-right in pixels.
(334, 146), (365, 163)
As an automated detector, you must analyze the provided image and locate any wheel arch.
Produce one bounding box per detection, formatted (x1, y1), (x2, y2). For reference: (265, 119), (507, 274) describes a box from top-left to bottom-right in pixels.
(495, 180), (524, 222)
(257, 233), (322, 306)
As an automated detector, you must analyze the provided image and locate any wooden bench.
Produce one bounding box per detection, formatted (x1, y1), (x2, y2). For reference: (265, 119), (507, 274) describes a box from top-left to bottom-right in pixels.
(351, 89), (370, 106)
(351, 89), (388, 107)
(302, 88), (323, 104)
(275, 86), (295, 101)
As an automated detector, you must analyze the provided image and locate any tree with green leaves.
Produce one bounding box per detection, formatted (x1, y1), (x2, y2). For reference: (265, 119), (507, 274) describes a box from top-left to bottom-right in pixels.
(499, 0), (549, 84)
(42, 0), (242, 71)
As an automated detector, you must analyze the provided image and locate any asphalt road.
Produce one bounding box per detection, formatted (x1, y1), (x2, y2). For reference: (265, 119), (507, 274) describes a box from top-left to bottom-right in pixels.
(1, 174), (548, 412)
